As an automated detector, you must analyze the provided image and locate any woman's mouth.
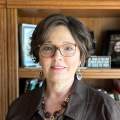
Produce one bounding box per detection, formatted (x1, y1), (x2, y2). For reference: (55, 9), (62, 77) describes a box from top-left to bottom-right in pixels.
(51, 66), (67, 71)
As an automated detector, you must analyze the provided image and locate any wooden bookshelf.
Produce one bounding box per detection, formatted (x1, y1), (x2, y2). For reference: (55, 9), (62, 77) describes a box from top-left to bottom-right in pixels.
(6, 0), (120, 9)
(0, 0), (7, 120)
(0, 0), (6, 8)
(3, 1), (120, 120)
(19, 68), (120, 79)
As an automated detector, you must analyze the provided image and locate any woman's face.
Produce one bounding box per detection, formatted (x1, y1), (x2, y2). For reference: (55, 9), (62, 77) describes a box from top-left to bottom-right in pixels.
(114, 41), (120, 53)
(39, 25), (81, 83)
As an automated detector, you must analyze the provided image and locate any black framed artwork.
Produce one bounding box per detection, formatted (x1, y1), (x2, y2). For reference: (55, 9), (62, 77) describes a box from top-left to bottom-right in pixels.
(107, 31), (120, 68)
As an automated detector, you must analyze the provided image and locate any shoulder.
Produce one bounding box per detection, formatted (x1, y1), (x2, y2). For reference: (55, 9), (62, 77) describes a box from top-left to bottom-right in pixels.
(6, 88), (42, 120)
(85, 82), (118, 105)
(86, 83), (120, 119)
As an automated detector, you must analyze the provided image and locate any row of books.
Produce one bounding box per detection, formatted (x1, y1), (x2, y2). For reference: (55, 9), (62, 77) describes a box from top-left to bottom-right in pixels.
(98, 89), (120, 101)
(19, 23), (120, 68)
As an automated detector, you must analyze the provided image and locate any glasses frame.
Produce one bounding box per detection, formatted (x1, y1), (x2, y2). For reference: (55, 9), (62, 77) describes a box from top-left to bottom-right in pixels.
(39, 43), (77, 57)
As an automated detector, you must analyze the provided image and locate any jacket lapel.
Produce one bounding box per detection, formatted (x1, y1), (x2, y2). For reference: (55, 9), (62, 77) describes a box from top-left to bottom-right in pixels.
(64, 79), (89, 120)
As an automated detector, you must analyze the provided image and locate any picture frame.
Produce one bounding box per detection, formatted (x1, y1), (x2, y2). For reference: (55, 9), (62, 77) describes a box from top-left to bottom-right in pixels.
(19, 23), (40, 67)
(107, 31), (120, 68)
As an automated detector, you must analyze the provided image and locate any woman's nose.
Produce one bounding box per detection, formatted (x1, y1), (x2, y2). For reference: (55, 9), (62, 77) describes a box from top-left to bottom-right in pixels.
(53, 49), (63, 60)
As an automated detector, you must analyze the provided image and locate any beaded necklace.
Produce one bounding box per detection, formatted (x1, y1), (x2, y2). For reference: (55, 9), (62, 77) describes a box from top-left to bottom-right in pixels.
(41, 95), (71, 120)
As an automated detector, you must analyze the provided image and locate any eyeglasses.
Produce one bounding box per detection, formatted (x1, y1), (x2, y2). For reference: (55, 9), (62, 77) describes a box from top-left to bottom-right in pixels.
(39, 43), (76, 57)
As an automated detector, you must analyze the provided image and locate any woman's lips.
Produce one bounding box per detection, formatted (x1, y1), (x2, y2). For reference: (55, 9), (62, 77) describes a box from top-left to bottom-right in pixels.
(51, 66), (67, 71)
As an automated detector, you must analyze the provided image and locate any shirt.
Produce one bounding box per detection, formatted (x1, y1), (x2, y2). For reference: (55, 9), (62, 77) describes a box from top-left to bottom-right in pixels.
(6, 78), (120, 120)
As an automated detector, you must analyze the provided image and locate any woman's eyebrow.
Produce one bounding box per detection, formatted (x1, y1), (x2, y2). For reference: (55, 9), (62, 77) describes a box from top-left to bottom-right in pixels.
(44, 40), (76, 45)
(44, 41), (52, 44)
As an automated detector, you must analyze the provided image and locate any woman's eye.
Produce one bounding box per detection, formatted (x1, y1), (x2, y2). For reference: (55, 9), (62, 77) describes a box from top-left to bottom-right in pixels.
(64, 46), (73, 51)
(43, 46), (53, 51)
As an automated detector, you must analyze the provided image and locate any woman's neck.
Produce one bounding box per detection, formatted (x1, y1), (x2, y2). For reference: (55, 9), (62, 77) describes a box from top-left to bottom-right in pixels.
(45, 79), (73, 100)
(43, 79), (74, 115)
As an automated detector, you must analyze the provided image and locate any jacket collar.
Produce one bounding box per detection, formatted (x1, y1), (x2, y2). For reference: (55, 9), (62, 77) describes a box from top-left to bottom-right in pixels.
(16, 81), (45, 120)
(22, 79), (89, 120)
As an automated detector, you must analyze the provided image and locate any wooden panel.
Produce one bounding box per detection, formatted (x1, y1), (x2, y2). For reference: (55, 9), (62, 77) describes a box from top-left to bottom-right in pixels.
(0, 8), (7, 120)
(0, 0), (6, 8)
(81, 69), (120, 79)
(19, 68), (120, 79)
(7, 8), (19, 105)
(7, 0), (120, 9)
(18, 9), (120, 18)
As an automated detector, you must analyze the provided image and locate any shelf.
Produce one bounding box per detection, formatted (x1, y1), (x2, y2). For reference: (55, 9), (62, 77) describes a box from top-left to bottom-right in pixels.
(7, 0), (120, 9)
(19, 68), (120, 79)
(18, 9), (120, 18)
(8, 0), (120, 18)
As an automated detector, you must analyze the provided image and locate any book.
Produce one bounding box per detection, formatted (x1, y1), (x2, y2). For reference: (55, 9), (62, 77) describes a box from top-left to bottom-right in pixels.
(19, 23), (40, 67)
(112, 79), (120, 101)
(19, 78), (43, 95)
(24, 79), (43, 92)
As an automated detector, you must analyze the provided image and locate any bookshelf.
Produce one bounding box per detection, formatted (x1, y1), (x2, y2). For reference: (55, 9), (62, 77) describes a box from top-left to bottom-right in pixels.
(19, 68), (120, 79)
(6, 0), (120, 118)
(0, 0), (7, 120)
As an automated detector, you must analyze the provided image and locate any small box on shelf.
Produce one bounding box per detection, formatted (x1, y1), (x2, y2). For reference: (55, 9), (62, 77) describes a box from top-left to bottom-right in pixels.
(86, 56), (111, 68)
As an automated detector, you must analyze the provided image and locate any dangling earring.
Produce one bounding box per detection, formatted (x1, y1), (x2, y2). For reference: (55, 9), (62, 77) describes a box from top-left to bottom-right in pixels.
(39, 70), (45, 80)
(76, 67), (82, 81)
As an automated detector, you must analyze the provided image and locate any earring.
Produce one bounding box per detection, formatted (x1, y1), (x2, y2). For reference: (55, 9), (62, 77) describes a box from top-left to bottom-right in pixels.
(39, 70), (45, 80)
(76, 67), (82, 81)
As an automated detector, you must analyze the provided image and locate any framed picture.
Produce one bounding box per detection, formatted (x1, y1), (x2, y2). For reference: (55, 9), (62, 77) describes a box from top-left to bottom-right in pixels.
(107, 31), (120, 68)
(19, 23), (40, 67)
(86, 56), (111, 68)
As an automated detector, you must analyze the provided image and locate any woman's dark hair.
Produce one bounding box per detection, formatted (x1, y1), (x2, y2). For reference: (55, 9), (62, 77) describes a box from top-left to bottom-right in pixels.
(30, 14), (93, 67)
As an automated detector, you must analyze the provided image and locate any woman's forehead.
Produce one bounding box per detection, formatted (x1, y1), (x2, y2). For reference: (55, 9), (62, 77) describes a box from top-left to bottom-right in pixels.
(45, 25), (76, 44)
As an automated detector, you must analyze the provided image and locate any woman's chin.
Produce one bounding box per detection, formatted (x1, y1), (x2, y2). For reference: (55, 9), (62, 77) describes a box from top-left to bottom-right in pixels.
(48, 75), (68, 82)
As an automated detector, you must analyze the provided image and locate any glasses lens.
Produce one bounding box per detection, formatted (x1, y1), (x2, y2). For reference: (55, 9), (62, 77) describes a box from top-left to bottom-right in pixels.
(39, 43), (76, 57)
(40, 44), (55, 57)
(61, 44), (76, 56)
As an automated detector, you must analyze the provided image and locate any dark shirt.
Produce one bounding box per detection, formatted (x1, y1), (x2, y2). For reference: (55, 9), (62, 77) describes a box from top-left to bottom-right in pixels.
(6, 79), (120, 120)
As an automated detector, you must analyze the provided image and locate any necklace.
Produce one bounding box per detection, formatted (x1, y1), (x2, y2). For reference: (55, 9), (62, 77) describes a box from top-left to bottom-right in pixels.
(41, 95), (71, 120)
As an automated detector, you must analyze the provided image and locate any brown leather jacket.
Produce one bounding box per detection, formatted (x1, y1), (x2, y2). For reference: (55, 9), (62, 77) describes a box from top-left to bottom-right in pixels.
(6, 79), (120, 120)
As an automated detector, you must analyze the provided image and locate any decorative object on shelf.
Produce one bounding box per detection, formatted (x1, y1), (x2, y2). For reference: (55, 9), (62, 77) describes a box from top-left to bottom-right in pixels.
(86, 56), (111, 68)
(90, 31), (96, 55)
(101, 30), (120, 68)
(19, 78), (43, 95)
(19, 23), (40, 67)
(113, 90), (120, 101)
(24, 79), (43, 92)
(113, 79), (120, 101)
(107, 31), (120, 68)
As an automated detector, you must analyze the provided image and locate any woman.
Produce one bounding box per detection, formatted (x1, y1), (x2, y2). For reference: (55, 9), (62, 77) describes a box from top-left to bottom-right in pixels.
(6, 14), (120, 120)
(111, 41), (120, 67)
